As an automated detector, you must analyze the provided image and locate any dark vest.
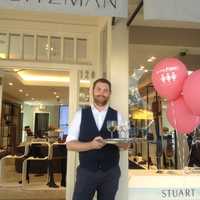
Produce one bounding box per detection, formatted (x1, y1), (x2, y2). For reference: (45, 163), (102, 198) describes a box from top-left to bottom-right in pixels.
(79, 106), (119, 172)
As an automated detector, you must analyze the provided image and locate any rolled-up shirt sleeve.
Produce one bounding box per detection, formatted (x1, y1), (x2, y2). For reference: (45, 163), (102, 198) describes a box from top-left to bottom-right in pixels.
(66, 109), (82, 143)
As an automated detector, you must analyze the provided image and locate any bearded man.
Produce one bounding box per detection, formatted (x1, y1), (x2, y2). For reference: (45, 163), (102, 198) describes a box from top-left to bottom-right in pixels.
(66, 78), (126, 200)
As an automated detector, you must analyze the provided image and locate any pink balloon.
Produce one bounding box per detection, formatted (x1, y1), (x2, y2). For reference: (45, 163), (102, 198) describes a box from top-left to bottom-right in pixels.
(167, 97), (199, 134)
(183, 70), (200, 115)
(152, 58), (188, 101)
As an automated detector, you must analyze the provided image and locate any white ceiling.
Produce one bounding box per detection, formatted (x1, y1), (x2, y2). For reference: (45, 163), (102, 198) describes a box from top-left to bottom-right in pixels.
(128, 1), (200, 75)
(128, 0), (200, 29)
(2, 69), (69, 105)
(129, 44), (200, 73)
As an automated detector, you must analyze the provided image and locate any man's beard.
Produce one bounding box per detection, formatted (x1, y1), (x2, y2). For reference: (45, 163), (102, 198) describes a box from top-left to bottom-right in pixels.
(93, 95), (109, 106)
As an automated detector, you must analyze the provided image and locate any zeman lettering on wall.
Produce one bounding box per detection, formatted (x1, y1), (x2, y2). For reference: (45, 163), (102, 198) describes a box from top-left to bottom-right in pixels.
(10, 0), (117, 8)
(0, 0), (128, 17)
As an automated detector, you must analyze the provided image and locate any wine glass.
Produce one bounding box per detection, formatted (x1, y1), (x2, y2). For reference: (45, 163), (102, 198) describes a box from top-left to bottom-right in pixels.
(106, 120), (117, 139)
(118, 121), (130, 139)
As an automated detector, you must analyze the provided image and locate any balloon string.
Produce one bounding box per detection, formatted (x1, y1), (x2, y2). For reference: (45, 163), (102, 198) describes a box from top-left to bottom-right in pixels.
(171, 101), (183, 168)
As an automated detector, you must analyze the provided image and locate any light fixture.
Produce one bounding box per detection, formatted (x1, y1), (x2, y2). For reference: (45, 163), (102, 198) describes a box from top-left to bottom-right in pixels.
(13, 69), (19, 72)
(25, 93), (29, 97)
(45, 44), (48, 50)
(53, 92), (57, 95)
(132, 109), (153, 120)
(147, 56), (156, 63)
(140, 65), (145, 70)
(18, 71), (69, 83)
(32, 98), (35, 100)
(80, 80), (90, 84)
(188, 71), (193, 75)
(56, 95), (60, 98)
(144, 69), (148, 73)
(8, 82), (13, 86)
(0, 53), (6, 59)
(19, 89), (23, 93)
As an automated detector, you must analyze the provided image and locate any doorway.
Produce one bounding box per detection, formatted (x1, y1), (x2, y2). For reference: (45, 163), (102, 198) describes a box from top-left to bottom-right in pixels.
(34, 112), (49, 138)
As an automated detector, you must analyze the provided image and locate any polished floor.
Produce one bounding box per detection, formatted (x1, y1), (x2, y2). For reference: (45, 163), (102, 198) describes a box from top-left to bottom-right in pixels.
(0, 158), (65, 200)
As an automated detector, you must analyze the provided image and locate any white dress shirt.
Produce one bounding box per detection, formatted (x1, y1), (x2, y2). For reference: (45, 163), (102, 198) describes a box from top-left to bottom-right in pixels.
(66, 105), (124, 142)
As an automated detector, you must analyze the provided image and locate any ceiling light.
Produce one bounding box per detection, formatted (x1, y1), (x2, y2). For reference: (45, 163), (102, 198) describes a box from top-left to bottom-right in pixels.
(140, 65), (145, 70)
(188, 71), (193, 75)
(56, 95), (60, 98)
(32, 98), (35, 100)
(144, 70), (148, 73)
(45, 44), (48, 50)
(147, 56), (156, 63)
(151, 56), (156, 60)
(80, 80), (90, 84)
(53, 92), (57, 95)
(19, 89), (23, 93)
(13, 69), (19, 72)
(8, 82), (13, 86)
(132, 73), (136, 77)
(18, 71), (69, 83)
(25, 93), (29, 97)
(0, 53), (6, 59)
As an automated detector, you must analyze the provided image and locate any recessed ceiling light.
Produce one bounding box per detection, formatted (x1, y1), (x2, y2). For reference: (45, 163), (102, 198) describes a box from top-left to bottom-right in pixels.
(19, 89), (23, 93)
(56, 95), (60, 98)
(25, 93), (29, 97)
(188, 71), (193, 75)
(140, 66), (145, 70)
(0, 53), (6, 59)
(147, 56), (156, 63)
(53, 92), (57, 95)
(144, 70), (148, 73)
(8, 82), (13, 86)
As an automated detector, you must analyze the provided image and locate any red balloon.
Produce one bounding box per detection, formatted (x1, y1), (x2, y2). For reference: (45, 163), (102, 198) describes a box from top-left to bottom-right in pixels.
(183, 70), (200, 115)
(152, 58), (188, 101)
(167, 97), (199, 134)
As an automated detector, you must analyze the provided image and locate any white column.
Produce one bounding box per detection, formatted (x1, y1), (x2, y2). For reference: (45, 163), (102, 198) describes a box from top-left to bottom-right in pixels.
(66, 69), (79, 200)
(109, 18), (129, 200)
(0, 75), (3, 148)
(0, 76), (3, 124)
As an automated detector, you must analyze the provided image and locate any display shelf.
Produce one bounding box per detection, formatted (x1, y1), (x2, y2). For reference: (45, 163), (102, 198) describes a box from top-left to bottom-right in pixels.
(0, 101), (21, 154)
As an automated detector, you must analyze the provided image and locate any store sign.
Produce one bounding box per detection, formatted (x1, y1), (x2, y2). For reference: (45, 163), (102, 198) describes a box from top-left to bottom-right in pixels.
(129, 188), (200, 200)
(144, 0), (200, 23)
(0, 0), (128, 18)
(129, 173), (200, 200)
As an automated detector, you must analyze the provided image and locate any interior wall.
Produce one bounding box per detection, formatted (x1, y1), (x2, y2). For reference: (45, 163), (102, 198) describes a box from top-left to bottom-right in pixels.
(22, 104), (59, 141)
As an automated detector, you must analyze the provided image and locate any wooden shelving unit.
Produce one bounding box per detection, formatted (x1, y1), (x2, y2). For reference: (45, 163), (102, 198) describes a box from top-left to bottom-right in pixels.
(0, 101), (22, 154)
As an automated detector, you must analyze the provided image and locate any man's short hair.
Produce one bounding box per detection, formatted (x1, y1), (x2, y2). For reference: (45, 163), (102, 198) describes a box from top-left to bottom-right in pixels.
(93, 78), (111, 92)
